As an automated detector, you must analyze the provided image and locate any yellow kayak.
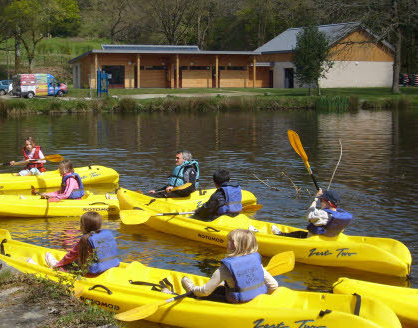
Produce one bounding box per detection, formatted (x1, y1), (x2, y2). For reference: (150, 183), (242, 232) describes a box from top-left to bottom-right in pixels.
(117, 188), (411, 277)
(333, 277), (418, 328)
(0, 165), (119, 191)
(0, 192), (119, 217)
(0, 229), (401, 328)
(118, 187), (258, 212)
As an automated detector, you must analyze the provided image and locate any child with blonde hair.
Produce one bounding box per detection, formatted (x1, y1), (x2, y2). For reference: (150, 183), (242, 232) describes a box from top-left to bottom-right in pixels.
(45, 211), (119, 276)
(181, 229), (278, 303)
(41, 159), (84, 202)
(10, 137), (46, 176)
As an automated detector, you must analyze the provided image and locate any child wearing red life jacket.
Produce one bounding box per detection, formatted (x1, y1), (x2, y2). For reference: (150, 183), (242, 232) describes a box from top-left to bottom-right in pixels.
(181, 229), (278, 303)
(44, 211), (120, 276)
(10, 137), (46, 176)
(41, 159), (85, 202)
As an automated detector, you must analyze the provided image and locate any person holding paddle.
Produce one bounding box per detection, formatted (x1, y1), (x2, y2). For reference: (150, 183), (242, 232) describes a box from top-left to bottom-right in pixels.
(194, 169), (242, 221)
(148, 150), (199, 198)
(10, 137), (46, 176)
(40, 159), (85, 202)
(272, 188), (353, 238)
(181, 229), (278, 303)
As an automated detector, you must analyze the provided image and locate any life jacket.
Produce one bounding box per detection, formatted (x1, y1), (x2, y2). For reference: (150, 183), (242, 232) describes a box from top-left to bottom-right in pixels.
(87, 230), (120, 274)
(61, 173), (85, 199)
(217, 183), (243, 215)
(167, 160), (200, 188)
(307, 208), (353, 237)
(23, 146), (46, 172)
(221, 252), (267, 303)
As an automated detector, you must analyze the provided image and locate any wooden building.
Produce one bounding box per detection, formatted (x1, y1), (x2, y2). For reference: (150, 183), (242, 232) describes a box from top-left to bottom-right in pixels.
(69, 45), (272, 89)
(256, 22), (395, 88)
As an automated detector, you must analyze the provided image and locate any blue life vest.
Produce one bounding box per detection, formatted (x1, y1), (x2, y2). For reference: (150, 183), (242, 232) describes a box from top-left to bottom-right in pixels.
(217, 183), (243, 215)
(167, 160), (200, 188)
(61, 173), (85, 199)
(88, 230), (120, 274)
(307, 208), (353, 237)
(221, 252), (267, 303)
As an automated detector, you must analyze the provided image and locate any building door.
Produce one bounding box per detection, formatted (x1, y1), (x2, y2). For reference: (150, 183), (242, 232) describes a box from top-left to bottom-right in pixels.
(284, 68), (294, 88)
(102, 65), (125, 88)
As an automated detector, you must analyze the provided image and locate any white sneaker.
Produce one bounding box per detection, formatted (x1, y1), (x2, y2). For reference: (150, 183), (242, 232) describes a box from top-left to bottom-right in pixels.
(45, 252), (59, 267)
(248, 225), (259, 232)
(160, 287), (174, 294)
(26, 257), (37, 265)
(271, 225), (281, 235)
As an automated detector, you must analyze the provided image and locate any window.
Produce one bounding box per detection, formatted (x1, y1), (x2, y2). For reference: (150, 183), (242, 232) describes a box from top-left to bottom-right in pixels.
(102, 66), (125, 85)
(145, 66), (167, 70)
(189, 66), (210, 70)
(227, 66), (247, 71)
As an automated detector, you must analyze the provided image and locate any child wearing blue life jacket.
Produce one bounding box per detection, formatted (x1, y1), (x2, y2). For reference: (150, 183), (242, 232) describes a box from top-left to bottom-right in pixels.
(181, 229), (278, 303)
(41, 159), (84, 202)
(10, 137), (46, 176)
(194, 169), (242, 221)
(272, 188), (353, 238)
(44, 211), (119, 276)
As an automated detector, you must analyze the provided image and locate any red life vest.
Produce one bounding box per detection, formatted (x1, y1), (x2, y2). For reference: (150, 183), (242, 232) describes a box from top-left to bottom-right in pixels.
(23, 146), (46, 172)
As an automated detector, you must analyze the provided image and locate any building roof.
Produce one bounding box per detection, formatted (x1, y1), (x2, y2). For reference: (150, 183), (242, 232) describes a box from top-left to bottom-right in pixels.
(69, 45), (259, 64)
(255, 22), (394, 53)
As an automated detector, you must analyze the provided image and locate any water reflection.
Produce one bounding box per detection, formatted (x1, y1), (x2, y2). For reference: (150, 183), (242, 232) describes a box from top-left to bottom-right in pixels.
(0, 108), (416, 298)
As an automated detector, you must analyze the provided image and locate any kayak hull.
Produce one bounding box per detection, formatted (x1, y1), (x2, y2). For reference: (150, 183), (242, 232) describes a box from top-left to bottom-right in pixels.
(0, 229), (401, 328)
(117, 187), (258, 212)
(0, 192), (119, 217)
(333, 277), (418, 328)
(0, 165), (119, 191)
(117, 188), (411, 277)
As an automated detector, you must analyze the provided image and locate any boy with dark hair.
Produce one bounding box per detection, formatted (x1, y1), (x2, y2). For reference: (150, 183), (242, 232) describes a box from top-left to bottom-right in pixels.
(194, 169), (242, 221)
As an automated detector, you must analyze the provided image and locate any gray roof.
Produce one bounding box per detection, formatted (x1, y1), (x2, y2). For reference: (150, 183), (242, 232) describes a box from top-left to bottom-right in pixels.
(69, 45), (259, 64)
(256, 22), (394, 53)
(101, 44), (200, 51)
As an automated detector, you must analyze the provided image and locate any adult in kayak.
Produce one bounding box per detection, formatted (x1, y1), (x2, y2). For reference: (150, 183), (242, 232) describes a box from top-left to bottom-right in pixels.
(10, 137), (46, 176)
(43, 211), (120, 276)
(40, 159), (85, 202)
(181, 229), (278, 303)
(272, 188), (353, 238)
(194, 169), (242, 221)
(148, 150), (199, 198)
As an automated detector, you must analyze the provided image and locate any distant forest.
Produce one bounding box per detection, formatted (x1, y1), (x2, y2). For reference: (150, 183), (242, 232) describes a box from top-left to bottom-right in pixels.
(0, 0), (416, 72)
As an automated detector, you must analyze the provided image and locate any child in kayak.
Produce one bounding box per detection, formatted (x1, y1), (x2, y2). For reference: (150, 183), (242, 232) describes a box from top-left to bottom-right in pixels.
(181, 229), (278, 303)
(194, 169), (242, 221)
(44, 211), (120, 276)
(10, 137), (46, 176)
(272, 188), (353, 238)
(41, 159), (84, 202)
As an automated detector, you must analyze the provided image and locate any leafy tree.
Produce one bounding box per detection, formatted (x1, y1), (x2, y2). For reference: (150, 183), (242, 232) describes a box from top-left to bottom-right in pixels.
(3, 0), (80, 71)
(292, 25), (333, 95)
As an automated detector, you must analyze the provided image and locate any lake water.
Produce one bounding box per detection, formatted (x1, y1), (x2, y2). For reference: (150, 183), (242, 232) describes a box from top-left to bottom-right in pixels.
(0, 108), (416, 297)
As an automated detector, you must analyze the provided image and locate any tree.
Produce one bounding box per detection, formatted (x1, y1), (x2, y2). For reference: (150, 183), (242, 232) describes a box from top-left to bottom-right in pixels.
(315, 0), (417, 93)
(292, 25), (333, 95)
(3, 0), (80, 71)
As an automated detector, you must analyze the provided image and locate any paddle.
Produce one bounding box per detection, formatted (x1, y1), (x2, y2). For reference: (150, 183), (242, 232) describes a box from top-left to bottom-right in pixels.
(120, 204), (264, 225)
(114, 251), (295, 322)
(287, 130), (319, 190)
(137, 183), (193, 194)
(1, 154), (64, 166)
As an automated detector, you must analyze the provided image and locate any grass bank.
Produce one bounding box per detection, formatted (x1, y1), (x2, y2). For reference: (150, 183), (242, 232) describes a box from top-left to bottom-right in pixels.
(0, 268), (119, 327)
(0, 87), (416, 115)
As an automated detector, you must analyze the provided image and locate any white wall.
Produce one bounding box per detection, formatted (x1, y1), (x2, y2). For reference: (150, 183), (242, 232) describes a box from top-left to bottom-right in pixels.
(319, 61), (393, 88)
(273, 61), (393, 88)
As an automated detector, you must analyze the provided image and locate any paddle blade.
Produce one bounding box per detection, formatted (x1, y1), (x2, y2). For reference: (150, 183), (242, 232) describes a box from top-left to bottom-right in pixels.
(241, 204), (263, 213)
(115, 303), (159, 322)
(265, 251), (295, 276)
(171, 182), (192, 192)
(44, 154), (63, 162)
(120, 210), (151, 225)
(288, 130), (309, 165)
